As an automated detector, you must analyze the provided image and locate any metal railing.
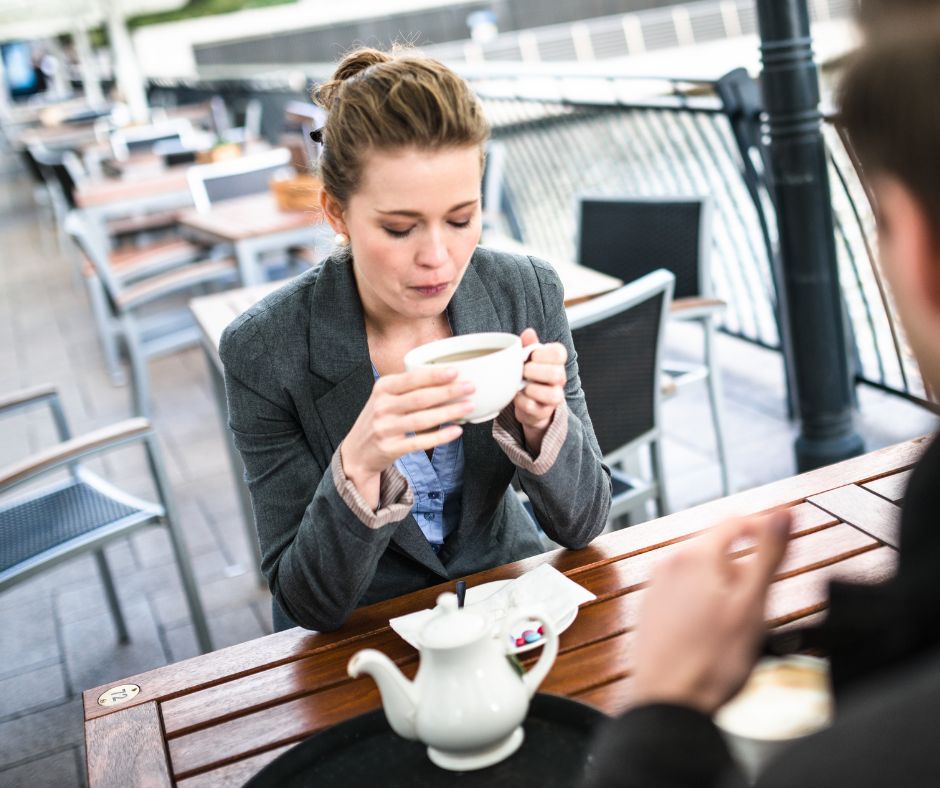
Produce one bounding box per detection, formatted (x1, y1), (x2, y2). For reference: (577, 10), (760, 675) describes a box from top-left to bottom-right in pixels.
(470, 71), (935, 410)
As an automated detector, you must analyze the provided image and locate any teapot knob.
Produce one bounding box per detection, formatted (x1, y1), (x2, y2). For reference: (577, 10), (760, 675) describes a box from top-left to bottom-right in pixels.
(436, 592), (458, 613)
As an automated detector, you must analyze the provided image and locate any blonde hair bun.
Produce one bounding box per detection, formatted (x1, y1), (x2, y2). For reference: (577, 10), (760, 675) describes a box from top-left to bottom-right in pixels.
(312, 45), (490, 206)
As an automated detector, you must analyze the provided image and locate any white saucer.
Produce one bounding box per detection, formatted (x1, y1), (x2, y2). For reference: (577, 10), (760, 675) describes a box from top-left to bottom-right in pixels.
(463, 579), (578, 654)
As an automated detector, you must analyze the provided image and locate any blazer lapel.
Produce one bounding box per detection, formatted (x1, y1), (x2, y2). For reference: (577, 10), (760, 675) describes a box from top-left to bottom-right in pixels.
(307, 254), (447, 578)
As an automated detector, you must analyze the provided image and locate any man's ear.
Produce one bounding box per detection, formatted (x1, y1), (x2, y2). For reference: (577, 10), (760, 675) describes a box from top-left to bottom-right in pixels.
(319, 190), (347, 236)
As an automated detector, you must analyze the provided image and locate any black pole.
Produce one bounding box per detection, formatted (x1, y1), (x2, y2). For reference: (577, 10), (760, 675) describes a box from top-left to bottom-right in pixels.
(756, 0), (864, 471)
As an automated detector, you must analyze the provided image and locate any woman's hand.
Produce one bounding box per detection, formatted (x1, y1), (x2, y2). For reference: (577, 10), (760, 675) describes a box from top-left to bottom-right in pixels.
(514, 328), (568, 455)
(340, 367), (475, 511)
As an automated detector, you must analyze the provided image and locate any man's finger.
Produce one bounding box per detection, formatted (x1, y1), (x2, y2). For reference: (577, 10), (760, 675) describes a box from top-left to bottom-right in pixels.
(746, 510), (792, 588)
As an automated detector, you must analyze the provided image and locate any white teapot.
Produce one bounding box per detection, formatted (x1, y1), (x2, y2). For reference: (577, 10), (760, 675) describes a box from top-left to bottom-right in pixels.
(347, 591), (558, 771)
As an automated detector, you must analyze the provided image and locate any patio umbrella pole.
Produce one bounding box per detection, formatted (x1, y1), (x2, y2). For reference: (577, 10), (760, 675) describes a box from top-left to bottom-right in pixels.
(756, 0), (864, 471)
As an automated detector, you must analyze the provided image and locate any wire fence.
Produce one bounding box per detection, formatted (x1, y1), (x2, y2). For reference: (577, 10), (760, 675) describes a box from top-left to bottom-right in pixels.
(470, 73), (934, 409)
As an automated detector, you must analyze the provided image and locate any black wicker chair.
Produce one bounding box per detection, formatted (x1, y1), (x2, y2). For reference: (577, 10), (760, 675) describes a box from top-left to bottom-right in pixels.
(577, 195), (731, 496)
(567, 269), (675, 522)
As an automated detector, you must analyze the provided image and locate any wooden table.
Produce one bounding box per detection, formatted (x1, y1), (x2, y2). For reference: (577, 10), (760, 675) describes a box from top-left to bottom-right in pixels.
(83, 435), (926, 787)
(179, 193), (331, 286)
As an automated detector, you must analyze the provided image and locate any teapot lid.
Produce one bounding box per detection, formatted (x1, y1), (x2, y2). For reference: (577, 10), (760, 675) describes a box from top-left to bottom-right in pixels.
(419, 592), (488, 650)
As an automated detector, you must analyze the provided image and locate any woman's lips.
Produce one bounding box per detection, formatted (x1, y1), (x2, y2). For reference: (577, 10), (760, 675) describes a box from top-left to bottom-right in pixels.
(412, 283), (449, 297)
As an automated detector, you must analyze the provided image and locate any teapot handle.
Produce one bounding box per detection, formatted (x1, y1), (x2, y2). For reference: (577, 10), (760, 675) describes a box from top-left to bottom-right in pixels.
(502, 608), (558, 698)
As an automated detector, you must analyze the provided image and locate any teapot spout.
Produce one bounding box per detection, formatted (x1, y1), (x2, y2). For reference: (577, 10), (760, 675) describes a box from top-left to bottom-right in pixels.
(348, 649), (418, 740)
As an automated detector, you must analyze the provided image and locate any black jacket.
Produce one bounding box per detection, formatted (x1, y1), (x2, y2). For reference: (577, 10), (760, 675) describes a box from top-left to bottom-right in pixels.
(585, 431), (940, 788)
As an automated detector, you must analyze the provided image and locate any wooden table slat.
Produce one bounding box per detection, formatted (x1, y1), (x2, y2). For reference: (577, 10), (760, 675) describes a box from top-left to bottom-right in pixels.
(175, 743), (294, 788)
(85, 701), (171, 788)
(808, 485), (902, 549)
(862, 469), (912, 503)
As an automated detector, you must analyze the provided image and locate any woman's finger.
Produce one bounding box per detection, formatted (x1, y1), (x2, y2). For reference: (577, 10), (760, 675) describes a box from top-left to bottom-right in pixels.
(383, 380), (475, 414)
(522, 381), (565, 406)
(378, 366), (459, 395)
(523, 361), (567, 386)
(388, 399), (476, 435)
(527, 342), (567, 364)
(394, 424), (464, 455)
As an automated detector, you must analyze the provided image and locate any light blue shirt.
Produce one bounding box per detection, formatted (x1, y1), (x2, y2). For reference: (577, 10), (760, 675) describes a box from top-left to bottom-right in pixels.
(371, 366), (464, 551)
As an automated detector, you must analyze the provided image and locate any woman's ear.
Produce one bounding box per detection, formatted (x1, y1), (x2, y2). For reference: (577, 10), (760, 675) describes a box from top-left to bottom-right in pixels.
(320, 190), (347, 236)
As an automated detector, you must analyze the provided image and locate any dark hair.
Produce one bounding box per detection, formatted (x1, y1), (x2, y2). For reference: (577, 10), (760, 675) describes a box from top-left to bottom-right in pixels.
(312, 47), (490, 206)
(839, 13), (940, 235)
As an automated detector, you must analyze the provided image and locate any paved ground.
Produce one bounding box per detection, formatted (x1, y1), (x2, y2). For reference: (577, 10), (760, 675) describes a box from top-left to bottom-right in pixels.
(0, 154), (935, 787)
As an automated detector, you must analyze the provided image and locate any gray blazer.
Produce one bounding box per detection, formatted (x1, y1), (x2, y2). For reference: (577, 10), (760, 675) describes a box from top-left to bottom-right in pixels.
(219, 246), (611, 631)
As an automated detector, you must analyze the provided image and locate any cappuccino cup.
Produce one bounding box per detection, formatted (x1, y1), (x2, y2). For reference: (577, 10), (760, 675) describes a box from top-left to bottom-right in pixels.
(714, 656), (833, 782)
(404, 332), (543, 424)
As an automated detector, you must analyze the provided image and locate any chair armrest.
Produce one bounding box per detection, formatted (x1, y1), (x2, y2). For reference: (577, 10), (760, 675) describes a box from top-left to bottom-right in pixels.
(670, 297), (727, 322)
(0, 384), (59, 416)
(111, 238), (206, 285)
(0, 418), (151, 493)
(115, 258), (237, 311)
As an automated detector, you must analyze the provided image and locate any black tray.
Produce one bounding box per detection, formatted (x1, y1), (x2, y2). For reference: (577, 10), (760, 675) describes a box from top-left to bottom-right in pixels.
(245, 693), (608, 787)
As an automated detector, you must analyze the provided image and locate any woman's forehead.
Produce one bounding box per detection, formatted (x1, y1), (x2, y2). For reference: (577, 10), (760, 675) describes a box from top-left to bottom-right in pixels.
(352, 146), (483, 213)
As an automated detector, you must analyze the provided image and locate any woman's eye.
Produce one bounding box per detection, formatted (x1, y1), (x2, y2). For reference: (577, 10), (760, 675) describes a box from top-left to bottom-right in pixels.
(384, 226), (413, 238)
(449, 219), (472, 229)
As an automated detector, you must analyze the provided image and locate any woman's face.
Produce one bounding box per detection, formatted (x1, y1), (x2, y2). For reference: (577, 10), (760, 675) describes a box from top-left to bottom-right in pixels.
(330, 145), (483, 326)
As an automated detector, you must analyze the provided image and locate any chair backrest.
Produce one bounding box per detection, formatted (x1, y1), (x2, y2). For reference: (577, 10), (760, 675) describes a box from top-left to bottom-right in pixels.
(111, 119), (196, 160)
(186, 147), (293, 213)
(567, 269), (674, 458)
(577, 195), (711, 301)
(63, 211), (123, 307)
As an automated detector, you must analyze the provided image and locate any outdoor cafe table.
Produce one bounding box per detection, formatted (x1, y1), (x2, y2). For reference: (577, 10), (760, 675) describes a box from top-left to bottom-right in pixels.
(82, 435), (926, 787)
(73, 165), (195, 251)
(188, 259), (624, 582)
(178, 193), (331, 286)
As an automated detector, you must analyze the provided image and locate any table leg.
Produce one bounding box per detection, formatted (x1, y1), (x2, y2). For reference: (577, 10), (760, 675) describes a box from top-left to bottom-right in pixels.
(203, 344), (265, 586)
(234, 239), (262, 286)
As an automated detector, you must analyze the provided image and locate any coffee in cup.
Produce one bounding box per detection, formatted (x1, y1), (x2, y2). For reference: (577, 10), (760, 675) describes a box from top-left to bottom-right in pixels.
(404, 332), (542, 424)
(714, 656), (832, 781)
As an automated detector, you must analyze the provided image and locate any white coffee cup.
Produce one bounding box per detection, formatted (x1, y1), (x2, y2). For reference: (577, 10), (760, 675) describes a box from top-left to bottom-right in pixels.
(714, 656), (833, 783)
(404, 332), (542, 424)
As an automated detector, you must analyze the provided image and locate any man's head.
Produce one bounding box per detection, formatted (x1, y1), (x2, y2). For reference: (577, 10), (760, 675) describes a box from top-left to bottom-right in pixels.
(840, 10), (940, 397)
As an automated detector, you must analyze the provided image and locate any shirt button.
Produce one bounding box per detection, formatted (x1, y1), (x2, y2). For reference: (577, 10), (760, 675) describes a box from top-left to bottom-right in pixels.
(428, 492), (440, 500)
(426, 513), (435, 520)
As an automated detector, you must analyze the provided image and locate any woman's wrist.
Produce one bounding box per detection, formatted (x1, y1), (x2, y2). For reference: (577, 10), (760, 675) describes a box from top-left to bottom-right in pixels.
(339, 443), (381, 510)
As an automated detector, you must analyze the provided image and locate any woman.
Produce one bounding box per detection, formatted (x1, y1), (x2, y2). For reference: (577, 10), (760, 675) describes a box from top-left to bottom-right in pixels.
(220, 48), (611, 632)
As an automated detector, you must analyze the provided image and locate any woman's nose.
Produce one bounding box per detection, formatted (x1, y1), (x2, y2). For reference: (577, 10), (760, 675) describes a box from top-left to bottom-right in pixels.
(416, 228), (447, 266)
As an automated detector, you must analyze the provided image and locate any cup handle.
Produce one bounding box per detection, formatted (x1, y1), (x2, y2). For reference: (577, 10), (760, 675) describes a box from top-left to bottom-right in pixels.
(517, 342), (545, 392)
(502, 608), (558, 698)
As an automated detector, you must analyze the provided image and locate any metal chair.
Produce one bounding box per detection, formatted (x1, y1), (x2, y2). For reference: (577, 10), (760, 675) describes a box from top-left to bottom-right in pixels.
(64, 211), (239, 416)
(567, 269), (675, 523)
(186, 147), (293, 213)
(111, 118), (197, 161)
(577, 195), (732, 496)
(0, 384), (212, 653)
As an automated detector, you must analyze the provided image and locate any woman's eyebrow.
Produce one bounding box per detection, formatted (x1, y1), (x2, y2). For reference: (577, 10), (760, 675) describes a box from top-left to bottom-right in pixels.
(376, 199), (478, 217)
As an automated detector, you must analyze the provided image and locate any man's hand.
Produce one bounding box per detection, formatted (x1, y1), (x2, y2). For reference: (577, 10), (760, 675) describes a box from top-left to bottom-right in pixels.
(631, 511), (792, 715)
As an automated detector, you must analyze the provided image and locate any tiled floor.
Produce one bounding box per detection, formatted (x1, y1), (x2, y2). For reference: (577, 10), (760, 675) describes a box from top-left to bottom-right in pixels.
(0, 154), (935, 787)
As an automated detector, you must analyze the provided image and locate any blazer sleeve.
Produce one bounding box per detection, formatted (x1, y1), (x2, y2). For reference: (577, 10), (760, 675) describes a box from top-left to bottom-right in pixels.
(493, 256), (612, 549)
(219, 318), (412, 632)
(584, 704), (748, 788)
